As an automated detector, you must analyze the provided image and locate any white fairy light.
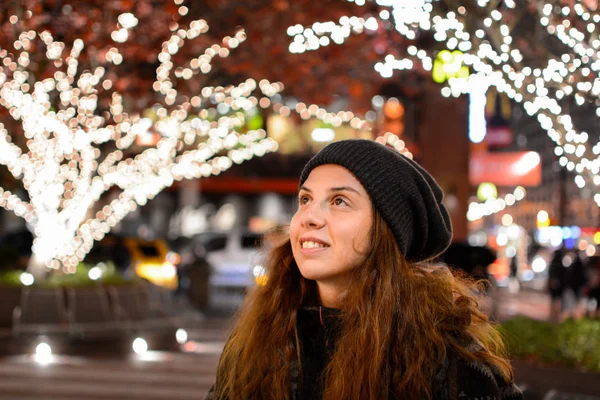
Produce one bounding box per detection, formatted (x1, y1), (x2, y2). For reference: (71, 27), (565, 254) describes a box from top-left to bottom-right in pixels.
(118, 13), (138, 29)
(110, 13), (139, 44)
(0, 3), (280, 274)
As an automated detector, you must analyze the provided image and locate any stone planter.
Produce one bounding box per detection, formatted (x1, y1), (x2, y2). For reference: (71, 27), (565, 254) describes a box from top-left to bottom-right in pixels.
(104, 281), (151, 321)
(0, 285), (21, 328)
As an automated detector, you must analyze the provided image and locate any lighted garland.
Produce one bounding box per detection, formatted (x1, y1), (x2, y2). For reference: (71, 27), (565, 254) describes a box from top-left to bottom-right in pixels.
(375, 131), (414, 159)
(467, 186), (527, 222)
(0, 4), (280, 273)
(146, 90), (375, 151)
(288, 0), (600, 205)
(271, 101), (371, 130)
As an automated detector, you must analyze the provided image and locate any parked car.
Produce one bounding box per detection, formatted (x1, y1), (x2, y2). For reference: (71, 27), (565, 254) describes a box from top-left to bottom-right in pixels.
(123, 237), (178, 290)
(85, 234), (177, 290)
(170, 230), (263, 309)
(199, 230), (263, 291)
(176, 230), (262, 284)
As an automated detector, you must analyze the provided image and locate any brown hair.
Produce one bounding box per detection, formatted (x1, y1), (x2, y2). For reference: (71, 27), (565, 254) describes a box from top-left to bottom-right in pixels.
(213, 212), (513, 400)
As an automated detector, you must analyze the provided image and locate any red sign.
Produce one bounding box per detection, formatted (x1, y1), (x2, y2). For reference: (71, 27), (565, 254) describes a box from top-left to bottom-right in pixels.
(469, 151), (542, 187)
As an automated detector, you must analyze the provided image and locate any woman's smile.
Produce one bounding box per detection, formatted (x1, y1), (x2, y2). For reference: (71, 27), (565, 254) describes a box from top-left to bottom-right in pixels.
(299, 236), (331, 254)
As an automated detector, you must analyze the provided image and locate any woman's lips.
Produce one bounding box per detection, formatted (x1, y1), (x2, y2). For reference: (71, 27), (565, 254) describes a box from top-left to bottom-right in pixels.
(298, 244), (330, 255)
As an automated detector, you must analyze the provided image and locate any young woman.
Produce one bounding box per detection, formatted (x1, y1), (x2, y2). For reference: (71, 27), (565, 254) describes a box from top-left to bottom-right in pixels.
(206, 139), (523, 400)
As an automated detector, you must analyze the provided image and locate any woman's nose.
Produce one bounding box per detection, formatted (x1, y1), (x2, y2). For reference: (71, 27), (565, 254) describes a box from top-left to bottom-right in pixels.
(300, 203), (326, 228)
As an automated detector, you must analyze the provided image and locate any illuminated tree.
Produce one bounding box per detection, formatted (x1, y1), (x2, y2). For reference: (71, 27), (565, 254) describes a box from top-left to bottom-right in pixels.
(282, 0), (600, 201)
(0, 5), (279, 276)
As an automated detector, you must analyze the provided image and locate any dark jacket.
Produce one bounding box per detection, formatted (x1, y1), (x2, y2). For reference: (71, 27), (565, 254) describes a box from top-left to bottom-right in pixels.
(567, 254), (587, 292)
(548, 251), (567, 297)
(205, 307), (523, 400)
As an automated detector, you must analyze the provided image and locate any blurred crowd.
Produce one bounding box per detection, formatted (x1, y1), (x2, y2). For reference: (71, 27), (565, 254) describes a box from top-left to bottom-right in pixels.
(547, 248), (600, 322)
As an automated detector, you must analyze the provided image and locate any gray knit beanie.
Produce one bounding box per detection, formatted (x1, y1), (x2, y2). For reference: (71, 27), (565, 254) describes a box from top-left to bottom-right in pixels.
(299, 139), (452, 262)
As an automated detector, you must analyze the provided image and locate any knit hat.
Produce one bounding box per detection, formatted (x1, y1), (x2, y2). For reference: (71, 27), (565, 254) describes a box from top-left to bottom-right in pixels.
(299, 139), (452, 262)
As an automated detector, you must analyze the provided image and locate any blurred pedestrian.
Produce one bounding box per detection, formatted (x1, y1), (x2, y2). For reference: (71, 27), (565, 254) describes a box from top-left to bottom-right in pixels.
(547, 249), (566, 323)
(509, 255), (518, 278)
(507, 254), (521, 294)
(173, 261), (187, 300)
(205, 140), (522, 400)
(565, 251), (587, 318)
(585, 254), (600, 318)
(173, 240), (206, 301)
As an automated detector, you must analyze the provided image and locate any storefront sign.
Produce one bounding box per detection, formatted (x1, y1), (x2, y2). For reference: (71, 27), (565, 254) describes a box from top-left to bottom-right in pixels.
(469, 151), (542, 187)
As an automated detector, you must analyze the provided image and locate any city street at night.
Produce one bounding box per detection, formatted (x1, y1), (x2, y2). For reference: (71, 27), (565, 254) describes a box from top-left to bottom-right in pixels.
(2, 0), (600, 398)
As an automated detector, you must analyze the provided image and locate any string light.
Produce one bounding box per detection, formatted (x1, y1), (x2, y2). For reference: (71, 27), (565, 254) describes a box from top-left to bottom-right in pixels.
(467, 186), (527, 222)
(375, 131), (413, 159)
(271, 101), (371, 130)
(148, 94), (374, 149)
(288, 1), (600, 205)
(0, 4), (280, 273)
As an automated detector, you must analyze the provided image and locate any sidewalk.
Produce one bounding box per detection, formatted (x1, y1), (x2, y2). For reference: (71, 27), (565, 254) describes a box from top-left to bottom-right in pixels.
(497, 286), (551, 322)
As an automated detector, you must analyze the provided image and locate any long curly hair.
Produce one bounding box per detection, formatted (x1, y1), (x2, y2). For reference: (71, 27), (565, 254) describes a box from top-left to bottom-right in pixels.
(213, 211), (513, 400)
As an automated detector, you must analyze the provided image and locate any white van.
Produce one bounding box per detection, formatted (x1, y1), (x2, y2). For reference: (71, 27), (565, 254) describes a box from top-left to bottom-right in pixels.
(192, 231), (263, 308)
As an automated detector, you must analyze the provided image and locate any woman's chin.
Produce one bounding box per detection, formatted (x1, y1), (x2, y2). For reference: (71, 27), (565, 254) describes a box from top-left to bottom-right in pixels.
(297, 266), (329, 282)
(298, 270), (324, 282)
(298, 267), (344, 285)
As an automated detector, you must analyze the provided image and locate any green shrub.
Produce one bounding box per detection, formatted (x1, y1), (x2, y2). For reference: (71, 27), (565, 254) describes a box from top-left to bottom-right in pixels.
(501, 316), (600, 372)
(42, 261), (133, 287)
(0, 262), (134, 288)
(557, 318), (600, 371)
(0, 269), (25, 287)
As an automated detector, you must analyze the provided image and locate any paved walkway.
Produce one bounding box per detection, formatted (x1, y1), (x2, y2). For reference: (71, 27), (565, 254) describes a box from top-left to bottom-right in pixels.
(497, 286), (552, 321)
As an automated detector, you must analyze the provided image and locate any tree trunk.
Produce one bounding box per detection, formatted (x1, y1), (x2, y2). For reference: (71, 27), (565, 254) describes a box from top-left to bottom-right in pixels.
(27, 253), (50, 280)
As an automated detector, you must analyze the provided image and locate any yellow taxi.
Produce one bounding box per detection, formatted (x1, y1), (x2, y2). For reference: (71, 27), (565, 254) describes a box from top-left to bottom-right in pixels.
(123, 238), (178, 290)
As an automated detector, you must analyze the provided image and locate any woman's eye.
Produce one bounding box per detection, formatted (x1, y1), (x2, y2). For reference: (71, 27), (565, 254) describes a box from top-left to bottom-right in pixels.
(299, 196), (310, 205)
(333, 197), (347, 206)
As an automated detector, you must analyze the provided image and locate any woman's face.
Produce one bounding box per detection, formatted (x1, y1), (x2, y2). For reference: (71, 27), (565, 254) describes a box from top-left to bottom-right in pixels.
(290, 164), (374, 299)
